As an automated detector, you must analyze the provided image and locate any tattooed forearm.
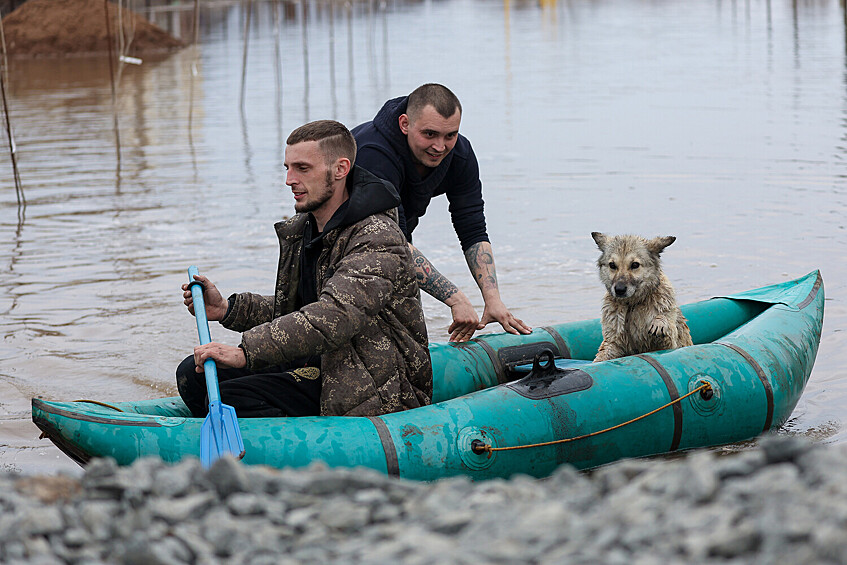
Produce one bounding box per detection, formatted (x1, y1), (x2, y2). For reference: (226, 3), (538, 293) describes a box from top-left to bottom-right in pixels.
(410, 245), (459, 303)
(464, 242), (498, 292)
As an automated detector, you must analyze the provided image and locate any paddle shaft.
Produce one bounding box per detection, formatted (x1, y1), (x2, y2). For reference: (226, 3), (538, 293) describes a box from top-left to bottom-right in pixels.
(187, 265), (222, 405)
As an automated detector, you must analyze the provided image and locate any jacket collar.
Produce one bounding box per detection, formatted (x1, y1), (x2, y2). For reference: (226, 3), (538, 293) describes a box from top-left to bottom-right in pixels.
(274, 165), (400, 241)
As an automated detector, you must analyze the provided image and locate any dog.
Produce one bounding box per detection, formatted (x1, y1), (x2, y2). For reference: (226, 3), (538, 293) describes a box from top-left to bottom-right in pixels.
(591, 232), (693, 362)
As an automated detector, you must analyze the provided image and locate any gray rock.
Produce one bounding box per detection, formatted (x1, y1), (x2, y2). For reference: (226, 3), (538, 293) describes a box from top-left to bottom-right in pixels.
(371, 502), (402, 524)
(352, 487), (389, 506)
(5, 435), (847, 564)
(241, 464), (287, 495)
(206, 455), (250, 497)
(263, 499), (290, 525)
(150, 491), (217, 524)
(591, 457), (657, 495)
(713, 449), (767, 481)
(120, 534), (193, 565)
(201, 508), (261, 557)
(289, 545), (332, 563)
(114, 457), (162, 494)
(78, 500), (120, 541)
(243, 550), (289, 565)
(227, 492), (269, 516)
(795, 443), (847, 486)
(426, 508), (474, 535)
(684, 451), (721, 503)
(318, 498), (372, 531)
(356, 525), (456, 564)
(3, 541), (25, 560)
(81, 458), (124, 498)
(298, 466), (399, 496)
(759, 434), (815, 464)
(82, 457), (119, 479)
(285, 506), (319, 531)
(151, 459), (199, 498)
(623, 453), (718, 504)
(708, 523), (763, 558)
(292, 519), (331, 547)
(16, 506), (65, 536)
(22, 536), (54, 558)
(62, 528), (90, 548)
(170, 523), (215, 563)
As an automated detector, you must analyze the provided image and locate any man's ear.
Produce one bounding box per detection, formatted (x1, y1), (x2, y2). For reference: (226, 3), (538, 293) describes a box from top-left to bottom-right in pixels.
(398, 114), (410, 135)
(335, 157), (351, 180)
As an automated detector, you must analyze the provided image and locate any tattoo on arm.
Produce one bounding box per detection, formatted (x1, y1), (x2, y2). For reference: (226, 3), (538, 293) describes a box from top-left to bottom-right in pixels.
(464, 242), (498, 292)
(410, 245), (459, 303)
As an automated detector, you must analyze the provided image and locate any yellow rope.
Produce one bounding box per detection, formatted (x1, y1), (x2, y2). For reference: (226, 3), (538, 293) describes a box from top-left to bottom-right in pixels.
(72, 399), (125, 412)
(473, 382), (713, 458)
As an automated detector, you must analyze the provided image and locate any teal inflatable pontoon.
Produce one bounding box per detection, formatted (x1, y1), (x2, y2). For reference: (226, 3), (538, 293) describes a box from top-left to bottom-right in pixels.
(33, 271), (824, 480)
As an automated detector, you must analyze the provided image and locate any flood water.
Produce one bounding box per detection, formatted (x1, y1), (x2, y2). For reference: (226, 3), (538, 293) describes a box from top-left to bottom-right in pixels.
(1, 0), (846, 474)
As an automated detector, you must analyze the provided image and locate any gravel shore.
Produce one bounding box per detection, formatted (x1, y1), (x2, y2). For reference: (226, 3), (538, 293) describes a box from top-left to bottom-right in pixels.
(1, 435), (845, 564)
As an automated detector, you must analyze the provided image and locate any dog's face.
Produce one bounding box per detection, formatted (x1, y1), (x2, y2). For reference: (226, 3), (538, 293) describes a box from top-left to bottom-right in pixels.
(591, 232), (676, 301)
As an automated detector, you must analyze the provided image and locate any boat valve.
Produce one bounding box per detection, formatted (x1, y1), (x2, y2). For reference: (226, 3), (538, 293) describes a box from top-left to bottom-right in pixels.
(699, 382), (714, 401)
(470, 439), (488, 455)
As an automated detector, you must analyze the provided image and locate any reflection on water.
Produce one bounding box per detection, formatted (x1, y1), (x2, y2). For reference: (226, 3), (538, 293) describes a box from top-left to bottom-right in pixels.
(1, 0), (847, 471)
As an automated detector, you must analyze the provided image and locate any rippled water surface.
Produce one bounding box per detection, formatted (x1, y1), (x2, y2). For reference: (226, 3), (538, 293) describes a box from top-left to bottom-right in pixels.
(1, 0), (846, 472)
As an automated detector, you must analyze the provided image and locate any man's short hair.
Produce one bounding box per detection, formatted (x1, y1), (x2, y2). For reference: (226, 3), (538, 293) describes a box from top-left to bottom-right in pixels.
(286, 120), (357, 166)
(406, 84), (462, 121)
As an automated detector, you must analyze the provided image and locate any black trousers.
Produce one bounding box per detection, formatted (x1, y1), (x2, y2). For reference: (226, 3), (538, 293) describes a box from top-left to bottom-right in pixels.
(175, 355), (322, 418)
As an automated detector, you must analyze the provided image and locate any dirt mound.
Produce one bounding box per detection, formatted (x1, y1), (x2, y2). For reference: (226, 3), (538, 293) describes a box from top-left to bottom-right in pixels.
(2, 0), (185, 57)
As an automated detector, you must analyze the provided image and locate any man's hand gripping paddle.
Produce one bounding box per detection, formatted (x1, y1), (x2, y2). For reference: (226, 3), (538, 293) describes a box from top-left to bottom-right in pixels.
(187, 266), (245, 468)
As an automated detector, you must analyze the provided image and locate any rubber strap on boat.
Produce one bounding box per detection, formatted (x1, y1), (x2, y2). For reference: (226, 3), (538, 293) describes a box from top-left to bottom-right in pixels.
(540, 326), (571, 359)
(473, 339), (509, 384)
(366, 416), (399, 477)
(717, 343), (774, 432)
(32, 399), (161, 427)
(796, 272), (823, 310)
(635, 354), (683, 452)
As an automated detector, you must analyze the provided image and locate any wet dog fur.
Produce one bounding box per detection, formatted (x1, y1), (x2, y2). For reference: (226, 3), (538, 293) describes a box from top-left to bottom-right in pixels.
(591, 232), (693, 362)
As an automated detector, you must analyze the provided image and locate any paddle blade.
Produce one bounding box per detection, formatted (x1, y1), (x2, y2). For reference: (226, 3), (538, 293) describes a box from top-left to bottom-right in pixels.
(200, 400), (246, 469)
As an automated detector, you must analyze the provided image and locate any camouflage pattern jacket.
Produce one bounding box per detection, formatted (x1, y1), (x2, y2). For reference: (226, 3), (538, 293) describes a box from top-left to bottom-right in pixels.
(220, 166), (433, 417)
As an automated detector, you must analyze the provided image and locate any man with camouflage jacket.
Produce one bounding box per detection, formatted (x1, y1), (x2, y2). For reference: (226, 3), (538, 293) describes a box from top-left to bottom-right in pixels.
(176, 120), (432, 418)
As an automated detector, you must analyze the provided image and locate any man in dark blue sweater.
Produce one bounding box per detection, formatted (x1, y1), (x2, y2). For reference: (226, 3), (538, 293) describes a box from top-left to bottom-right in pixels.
(352, 84), (531, 342)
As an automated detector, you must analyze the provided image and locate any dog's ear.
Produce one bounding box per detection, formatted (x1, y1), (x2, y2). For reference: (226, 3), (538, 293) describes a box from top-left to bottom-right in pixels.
(591, 232), (607, 251)
(647, 236), (676, 255)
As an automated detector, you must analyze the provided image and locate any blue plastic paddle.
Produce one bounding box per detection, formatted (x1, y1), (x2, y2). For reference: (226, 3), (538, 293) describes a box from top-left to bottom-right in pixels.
(187, 266), (246, 468)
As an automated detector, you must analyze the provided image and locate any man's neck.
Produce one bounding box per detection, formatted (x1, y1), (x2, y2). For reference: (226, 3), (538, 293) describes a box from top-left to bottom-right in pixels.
(414, 162), (432, 178)
(312, 185), (350, 232)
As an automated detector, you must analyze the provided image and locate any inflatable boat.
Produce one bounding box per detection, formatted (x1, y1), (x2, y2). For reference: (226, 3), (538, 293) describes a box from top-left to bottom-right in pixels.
(32, 270), (823, 480)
